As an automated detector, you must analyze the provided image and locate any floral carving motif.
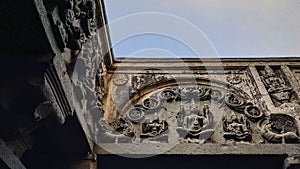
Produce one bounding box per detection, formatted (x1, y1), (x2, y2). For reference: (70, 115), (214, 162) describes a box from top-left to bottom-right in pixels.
(160, 89), (177, 102)
(142, 97), (161, 112)
(126, 107), (145, 123)
(244, 105), (264, 122)
(226, 71), (243, 85)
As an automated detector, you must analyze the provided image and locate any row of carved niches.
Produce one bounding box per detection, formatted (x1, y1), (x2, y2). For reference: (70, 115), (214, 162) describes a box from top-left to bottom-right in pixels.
(96, 82), (299, 144)
(257, 65), (299, 107)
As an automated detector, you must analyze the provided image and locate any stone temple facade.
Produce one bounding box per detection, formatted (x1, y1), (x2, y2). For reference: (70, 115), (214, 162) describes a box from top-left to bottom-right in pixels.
(0, 0), (300, 169)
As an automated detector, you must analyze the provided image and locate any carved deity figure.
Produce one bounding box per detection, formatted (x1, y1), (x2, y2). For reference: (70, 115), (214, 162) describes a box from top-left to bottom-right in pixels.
(140, 113), (168, 142)
(176, 102), (214, 143)
(223, 113), (252, 142)
(260, 65), (293, 106)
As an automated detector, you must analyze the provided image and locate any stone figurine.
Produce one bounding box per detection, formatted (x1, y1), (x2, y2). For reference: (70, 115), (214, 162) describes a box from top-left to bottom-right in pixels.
(140, 113), (169, 142)
(260, 65), (294, 106)
(176, 101), (214, 143)
(222, 113), (252, 142)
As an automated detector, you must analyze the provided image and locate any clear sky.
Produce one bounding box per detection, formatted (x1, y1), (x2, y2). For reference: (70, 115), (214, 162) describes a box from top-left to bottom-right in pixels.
(103, 0), (300, 58)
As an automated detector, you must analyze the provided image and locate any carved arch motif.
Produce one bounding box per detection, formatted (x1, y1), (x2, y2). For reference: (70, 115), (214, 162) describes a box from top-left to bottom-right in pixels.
(107, 78), (266, 143)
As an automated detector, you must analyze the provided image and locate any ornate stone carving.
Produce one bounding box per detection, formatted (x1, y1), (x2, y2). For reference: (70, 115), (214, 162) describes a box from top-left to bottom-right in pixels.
(225, 93), (248, 112)
(142, 97), (161, 112)
(52, 0), (97, 51)
(97, 117), (135, 143)
(227, 71), (243, 85)
(112, 74), (129, 86)
(258, 114), (300, 143)
(259, 65), (295, 107)
(160, 89), (177, 102)
(126, 106), (145, 123)
(180, 87), (211, 101)
(176, 105), (186, 127)
(244, 105), (264, 122)
(222, 112), (252, 142)
(140, 113), (169, 142)
(109, 82), (269, 144)
(109, 117), (135, 138)
(130, 72), (168, 97)
(176, 102), (214, 143)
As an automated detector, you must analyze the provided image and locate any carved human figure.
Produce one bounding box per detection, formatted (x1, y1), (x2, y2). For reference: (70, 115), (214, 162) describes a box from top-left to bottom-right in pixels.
(223, 113), (252, 142)
(177, 102), (214, 143)
(260, 66), (293, 106)
(140, 113), (168, 141)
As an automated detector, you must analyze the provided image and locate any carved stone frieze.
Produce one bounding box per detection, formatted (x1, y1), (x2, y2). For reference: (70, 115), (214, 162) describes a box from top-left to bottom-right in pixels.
(130, 72), (169, 97)
(258, 114), (300, 143)
(52, 0), (97, 51)
(259, 65), (296, 107)
(244, 105), (264, 122)
(176, 102), (214, 143)
(225, 93), (249, 112)
(111, 83), (264, 144)
(126, 106), (145, 123)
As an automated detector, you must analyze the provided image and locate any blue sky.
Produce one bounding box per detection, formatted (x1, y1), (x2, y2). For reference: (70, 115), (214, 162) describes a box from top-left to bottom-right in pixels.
(103, 0), (300, 58)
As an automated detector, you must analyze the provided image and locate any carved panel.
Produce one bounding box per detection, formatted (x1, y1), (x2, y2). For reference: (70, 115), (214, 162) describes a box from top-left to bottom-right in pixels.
(50, 0), (97, 51)
(130, 71), (170, 97)
(258, 114), (300, 143)
(223, 112), (252, 142)
(258, 65), (297, 107)
(100, 79), (270, 144)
